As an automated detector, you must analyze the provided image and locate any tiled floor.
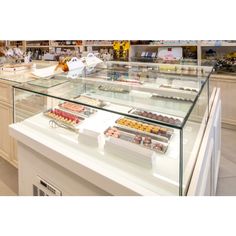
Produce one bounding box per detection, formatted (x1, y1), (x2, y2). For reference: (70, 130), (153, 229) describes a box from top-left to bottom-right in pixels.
(216, 128), (236, 196)
(0, 128), (235, 196)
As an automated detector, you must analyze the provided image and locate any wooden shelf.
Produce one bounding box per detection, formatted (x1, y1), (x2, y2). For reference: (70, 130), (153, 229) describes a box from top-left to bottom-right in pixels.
(51, 45), (81, 48)
(131, 44), (198, 47)
(83, 44), (113, 47)
(8, 45), (24, 48)
(26, 45), (49, 48)
(201, 43), (236, 47)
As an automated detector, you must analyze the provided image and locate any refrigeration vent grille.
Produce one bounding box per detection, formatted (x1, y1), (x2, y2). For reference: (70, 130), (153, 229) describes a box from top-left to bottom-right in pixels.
(33, 176), (62, 196)
(33, 185), (49, 196)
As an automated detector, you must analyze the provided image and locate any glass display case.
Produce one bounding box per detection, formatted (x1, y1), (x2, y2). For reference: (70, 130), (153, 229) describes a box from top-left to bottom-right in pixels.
(12, 61), (213, 195)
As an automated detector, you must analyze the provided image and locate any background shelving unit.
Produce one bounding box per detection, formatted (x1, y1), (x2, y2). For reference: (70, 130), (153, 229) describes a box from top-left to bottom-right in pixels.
(3, 40), (236, 65)
(6, 40), (25, 48)
(2, 40), (236, 129)
(129, 41), (198, 64)
(130, 40), (236, 66)
(5, 40), (114, 60)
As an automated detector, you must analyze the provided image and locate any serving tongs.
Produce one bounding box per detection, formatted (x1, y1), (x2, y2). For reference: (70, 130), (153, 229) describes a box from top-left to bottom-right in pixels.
(49, 120), (79, 133)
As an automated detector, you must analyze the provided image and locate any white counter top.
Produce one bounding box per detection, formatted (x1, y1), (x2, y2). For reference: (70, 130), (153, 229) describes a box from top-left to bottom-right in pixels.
(9, 112), (182, 196)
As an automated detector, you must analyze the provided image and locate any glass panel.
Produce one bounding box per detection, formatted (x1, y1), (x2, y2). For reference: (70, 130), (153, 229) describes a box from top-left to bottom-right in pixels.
(14, 88), (181, 195)
(182, 79), (209, 195)
(12, 61), (212, 196)
(14, 62), (213, 129)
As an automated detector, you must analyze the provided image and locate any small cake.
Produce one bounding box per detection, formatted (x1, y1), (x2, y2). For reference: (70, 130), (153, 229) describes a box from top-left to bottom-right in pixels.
(153, 143), (163, 151)
(158, 115), (163, 121)
(146, 127), (152, 133)
(152, 127), (159, 134)
(163, 116), (169, 123)
(175, 119), (181, 125)
(143, 111), (148, 117)
(153, 114), (158, 120)
(143, 137), (152, 147)
(161, 127), (167, 133)
(147, 113), (152, 118)
(113, 133), (119, 138)
(133, 135), (142, 144)
(169, 118), (175, 124)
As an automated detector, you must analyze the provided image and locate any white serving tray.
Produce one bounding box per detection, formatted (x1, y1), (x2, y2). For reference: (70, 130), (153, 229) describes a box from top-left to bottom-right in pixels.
(104, 136), (154, 168)
(31, 65), (61, 78)
(78, 128), (100, 147)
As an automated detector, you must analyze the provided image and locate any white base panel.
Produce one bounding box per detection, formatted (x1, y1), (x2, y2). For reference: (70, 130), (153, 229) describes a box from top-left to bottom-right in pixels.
(17, 143), (110, 196)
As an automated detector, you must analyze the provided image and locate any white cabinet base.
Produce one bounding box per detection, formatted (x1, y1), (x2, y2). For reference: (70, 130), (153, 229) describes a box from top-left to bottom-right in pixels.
(18, 143), (110, 196)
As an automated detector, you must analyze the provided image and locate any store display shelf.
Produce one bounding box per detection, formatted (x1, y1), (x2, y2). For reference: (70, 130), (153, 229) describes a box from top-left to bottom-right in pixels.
(130, 57), (157, 62)
(5, 40), (236, 75)
(131, 44), (198, 47)
(132, 43), (236, 47)
(200, 42), (236, 47)
(26, 45), (50, 48)
(51, 45), (81, 48)
(8, 45), (24, 48)
(83, 44), (113, 47)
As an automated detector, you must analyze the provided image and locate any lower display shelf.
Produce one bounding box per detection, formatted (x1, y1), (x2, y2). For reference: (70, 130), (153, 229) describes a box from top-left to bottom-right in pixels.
(9, 110), (202, 195)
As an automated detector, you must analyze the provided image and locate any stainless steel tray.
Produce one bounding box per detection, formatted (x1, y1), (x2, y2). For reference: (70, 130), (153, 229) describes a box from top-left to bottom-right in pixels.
(44, 109), (83, 132)
(58, 103), (97, 119)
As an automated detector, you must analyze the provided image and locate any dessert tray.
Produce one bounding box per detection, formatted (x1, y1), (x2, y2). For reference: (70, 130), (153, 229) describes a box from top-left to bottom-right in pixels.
(107, 75), (143, 85)
(115, 117), (174, 142)
(31, 65), (61, 79)
(151, 93), (194, 103)
(44, 102), (98, 132)
(98, 85), (130, 93)
(160, 84), (198, 93)
(129, 109), (182, 126)
(150, 84), (198, 102)
(44, 108), (83, 133)
(74, 95), (108, 108)
(104, 126), (168, 154)
(59, 102), (97, 119)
